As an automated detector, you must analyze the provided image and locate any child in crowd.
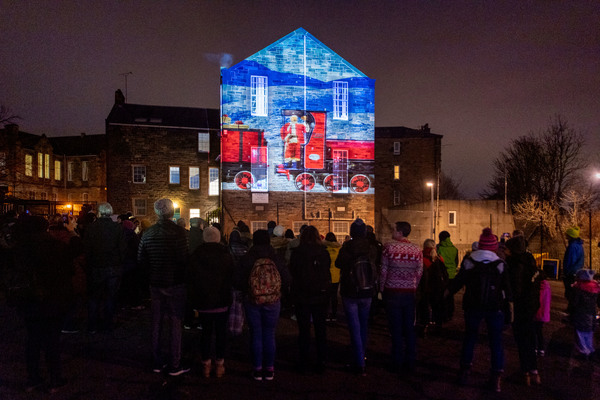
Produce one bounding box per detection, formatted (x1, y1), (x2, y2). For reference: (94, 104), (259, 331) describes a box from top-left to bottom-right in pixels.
(534, 270), (551, 356)
(570, 269), (600, 360)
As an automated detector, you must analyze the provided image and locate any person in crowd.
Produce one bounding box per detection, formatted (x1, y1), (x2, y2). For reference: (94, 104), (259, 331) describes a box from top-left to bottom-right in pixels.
(83, 202), (125, 333)
(505, 235), (541, 386)
(138, 198), (190, 376)
(437, 230), (458, 321)
(417, 239), (449, 335)
(289, 225), (331, 374)
(188, 217), (204, 254)
(563, 226), (584, 315)
(380, 221), (423, 374)
(188, 226), (234, 378)
(366, 225), (384, 320)
(570, 268), (600, 360)
(285, 224), (307, 266)
(267, 220), (277, 236)
(534, 270), (551, 356)
(448, 228), (511, 393)
(323, 232), (342, 322)
(237, 220), (253, 247)
(271, 225), (289, 260)
(335, 219), (377, 375)
(284, 229), (295, 239)
(177, 218), (187, 230)
(237, 229), (290, 381)
(118, 219), (143, 310)
(13, 216), (74, 393)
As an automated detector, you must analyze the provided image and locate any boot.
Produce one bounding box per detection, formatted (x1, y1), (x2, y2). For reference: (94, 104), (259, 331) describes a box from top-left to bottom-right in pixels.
(490, 371), (502, 393)
(524, 372), (531, 386)
(202, 359), (212, 378)
(530, 371), (541, 385)
(215, 359), (225, 378)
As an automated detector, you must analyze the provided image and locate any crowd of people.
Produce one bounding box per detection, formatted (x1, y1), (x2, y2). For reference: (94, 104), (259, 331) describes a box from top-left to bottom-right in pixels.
(1, 199), (599, 394)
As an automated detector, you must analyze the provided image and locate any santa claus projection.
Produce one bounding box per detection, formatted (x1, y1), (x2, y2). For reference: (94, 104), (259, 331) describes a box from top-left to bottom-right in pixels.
(280, 115), (306, 168)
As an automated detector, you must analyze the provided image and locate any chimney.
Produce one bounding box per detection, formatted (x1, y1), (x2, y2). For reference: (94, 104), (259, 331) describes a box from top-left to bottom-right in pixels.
(115, 89), (125, 105)
(420, 124), (430, 134)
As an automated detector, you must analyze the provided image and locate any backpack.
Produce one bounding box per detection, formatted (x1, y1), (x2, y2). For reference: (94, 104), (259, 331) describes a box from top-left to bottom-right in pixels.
(349, 254), (375, 296)
(471, 259), (506, 311)
(249, 258), (281, 305)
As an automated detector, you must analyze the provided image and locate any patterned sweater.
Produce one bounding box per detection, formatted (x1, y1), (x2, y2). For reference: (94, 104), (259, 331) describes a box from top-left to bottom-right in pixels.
(380, 238), (423, 293)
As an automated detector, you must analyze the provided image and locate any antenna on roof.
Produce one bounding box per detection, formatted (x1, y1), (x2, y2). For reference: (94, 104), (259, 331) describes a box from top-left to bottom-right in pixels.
(119, 72), (133, 102)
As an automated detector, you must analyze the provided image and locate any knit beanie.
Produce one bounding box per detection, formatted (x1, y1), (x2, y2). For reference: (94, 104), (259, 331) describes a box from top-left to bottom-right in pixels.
(203, 226), (221, 243)
(478, 228), (498, 251)
(576, 268), (594, 281)
(350, 218), (367, 238)
(566, 226), (580, 239)
(273, 225), (285, 237)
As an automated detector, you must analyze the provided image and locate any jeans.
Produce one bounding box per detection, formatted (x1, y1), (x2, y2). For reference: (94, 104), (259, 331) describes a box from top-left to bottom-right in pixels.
(461, 309), (505, 372)
(197, 311), (229, 361)
(150, 285), (186, 369)
(244, 301), (281, 370)
(295, 301), (328, 366)
(575, 329), (595, 355)
(383, 291), (417, 369)
(342, 296), (372, 368)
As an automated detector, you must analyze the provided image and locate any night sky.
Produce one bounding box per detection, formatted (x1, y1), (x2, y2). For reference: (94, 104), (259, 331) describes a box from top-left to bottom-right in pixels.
(2, 1), (599, 198)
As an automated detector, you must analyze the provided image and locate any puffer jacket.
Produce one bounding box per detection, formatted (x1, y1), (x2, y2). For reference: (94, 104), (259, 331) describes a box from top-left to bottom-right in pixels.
(188, 242), (234, 311)
(138, 219), (188, 288)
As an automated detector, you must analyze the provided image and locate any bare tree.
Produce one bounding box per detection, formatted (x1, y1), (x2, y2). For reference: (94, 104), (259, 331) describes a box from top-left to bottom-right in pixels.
(438, 172), (463, 199)
(0, 105), (20, 126)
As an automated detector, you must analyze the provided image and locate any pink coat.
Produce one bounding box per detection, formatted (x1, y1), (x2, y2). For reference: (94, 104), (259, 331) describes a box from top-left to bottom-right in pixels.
(535, 279), (551, 322)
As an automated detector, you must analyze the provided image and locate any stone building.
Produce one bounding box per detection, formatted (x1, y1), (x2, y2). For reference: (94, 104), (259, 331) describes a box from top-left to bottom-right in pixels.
(219, 28), (375, 238)
(105, 91), (221, 223)
(0, 124), (106, 215)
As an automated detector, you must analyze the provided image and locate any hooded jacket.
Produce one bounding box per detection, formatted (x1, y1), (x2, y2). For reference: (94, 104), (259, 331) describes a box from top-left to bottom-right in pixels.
(437, 238), (459, 279)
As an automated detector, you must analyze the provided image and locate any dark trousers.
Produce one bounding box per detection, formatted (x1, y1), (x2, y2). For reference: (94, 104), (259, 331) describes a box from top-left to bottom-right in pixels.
(24, 314), (64, 385)
(327, 283), (339, 317)
(295, 302), (328, 367)
(534, 321), (545, 351)
(197, 311), (229, 361)
(383, 291), (417, 369)
(513, 317), (538, 372)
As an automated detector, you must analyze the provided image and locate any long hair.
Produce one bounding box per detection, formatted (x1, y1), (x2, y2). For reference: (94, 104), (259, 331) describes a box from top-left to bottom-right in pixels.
(423, 238), (439, 261)
(300, 225), (321, 246)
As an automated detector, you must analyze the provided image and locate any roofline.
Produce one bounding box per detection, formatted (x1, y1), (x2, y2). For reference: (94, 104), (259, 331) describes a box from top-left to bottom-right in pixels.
(107, 123), (218, 131)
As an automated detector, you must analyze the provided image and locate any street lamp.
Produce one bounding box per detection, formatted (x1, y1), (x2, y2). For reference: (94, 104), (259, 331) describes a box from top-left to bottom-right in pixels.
(589, 173), (600, 270)
(426, 182), (434, 238)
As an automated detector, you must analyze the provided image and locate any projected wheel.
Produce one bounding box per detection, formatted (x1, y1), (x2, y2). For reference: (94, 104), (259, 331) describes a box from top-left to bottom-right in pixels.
(350, 174), (370, 193)
(295, 173), (316, 191)
(323, 174), (343, 192)
(234, 171), (254, 190)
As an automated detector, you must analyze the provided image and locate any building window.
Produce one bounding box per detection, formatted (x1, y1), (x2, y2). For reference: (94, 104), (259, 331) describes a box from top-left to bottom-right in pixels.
(189, 167), (200, 189)
(67, 161), (73, 181)
(44, 154), (50, 178)
(67, 193), (72, 203)
(28, 191), (35, 200)
(38, 153), (43, 178)
(0, 151), (6, 174)
(51, 193), (57, 201)
(251, 76), (268, 116)
(333, 81), (348, 120)
(25, 154), (33, 176)
(293, 221), (309, 236)
(169, 166), (180, 184)
(251, 221), (268, 233)
(394, 165), (400, 180)
(132, 165), (146, 184)
(190, 208), (200, 219)
(393, 142), (401, 155)
(449, 211), (457, 226)
(133, 198), (147, 216)
(209, 167), (219, 196)
(82, 161), (89, 181)
(40, 192), (47, 200)
(198, 131), (210, 153)
(82, 193), (88, 202)
(54, 160), (61, 180)
(251, 147), (268, 192)
(332, 221), (349, 239)
(393, 190), (401, 206)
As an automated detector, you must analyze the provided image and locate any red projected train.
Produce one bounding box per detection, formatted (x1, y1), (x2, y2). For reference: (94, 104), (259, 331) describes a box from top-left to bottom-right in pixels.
(221, 110), (374, 193)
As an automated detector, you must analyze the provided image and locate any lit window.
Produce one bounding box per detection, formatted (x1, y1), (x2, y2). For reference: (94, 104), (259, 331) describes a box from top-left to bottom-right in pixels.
(133, 165), (146, 183)
(251, 147), (268, 192)
(293, 221), (309, 236)
(332, 221), (349, 239)
(394, 165), (400, 180)
(190, 208), (200, 219)
(25, 154), (33, 176)
(449, 211), (457, 226)
(198, 131), (210, 153)
(55, 160), (62, 180)
(393, 142), (401, 155)
(251, 221), (268, 232)
(333, 81), (348, 120)
(38, 153), (43, 177)
(169, 166), (180, 184)
(67, 162), (73, 181)
(251, 76), (268, 116)
(82, 161), (89, 181)
(44, 154), (50, 178)
(209, 167), (219, 196)
(82, 193), (88, 202)
(133, 198), (147, 216)
(393, 190), (401, 206)
(189, 167), (200, 189)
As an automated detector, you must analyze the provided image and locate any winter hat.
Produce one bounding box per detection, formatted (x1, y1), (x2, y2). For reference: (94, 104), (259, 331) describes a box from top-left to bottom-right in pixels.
(576, 268), (595, 281)
(566, 226), (580, 239)
(478, 228), (498, 251)
(273, 225), (285, 237)
(122, 220), (135, 231)
(350, 218), (367, 238)
(203, 225), (221, 243)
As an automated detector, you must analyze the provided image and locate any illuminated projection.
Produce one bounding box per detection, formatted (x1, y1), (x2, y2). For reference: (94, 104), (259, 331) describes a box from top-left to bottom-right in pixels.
(220, 28), (375, 194)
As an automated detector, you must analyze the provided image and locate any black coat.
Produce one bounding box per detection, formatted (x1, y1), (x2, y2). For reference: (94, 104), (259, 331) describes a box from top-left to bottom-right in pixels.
(289, 243), (331, 304)
(188, 242), (234, 310)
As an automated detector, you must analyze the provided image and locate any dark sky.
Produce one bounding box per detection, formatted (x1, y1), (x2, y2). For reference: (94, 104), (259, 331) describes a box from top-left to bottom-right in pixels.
(2, 1), (599, 198)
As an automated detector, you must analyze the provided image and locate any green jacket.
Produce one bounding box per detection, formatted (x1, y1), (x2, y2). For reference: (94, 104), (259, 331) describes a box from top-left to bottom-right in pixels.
(437, 238), (459, 279)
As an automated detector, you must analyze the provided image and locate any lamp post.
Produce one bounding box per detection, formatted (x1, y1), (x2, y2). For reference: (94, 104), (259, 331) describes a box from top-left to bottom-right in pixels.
(589, 172), (600, 270)
(426, 182), (434, 238)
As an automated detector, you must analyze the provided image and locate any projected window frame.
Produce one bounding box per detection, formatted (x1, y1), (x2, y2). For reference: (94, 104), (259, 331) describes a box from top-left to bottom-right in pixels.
(251, 76), (268, 117)
(333, 81), (348, 120)
(331, 149), (349, 193)
(250, 146), (268, 192)
(208, 167), (219, 196)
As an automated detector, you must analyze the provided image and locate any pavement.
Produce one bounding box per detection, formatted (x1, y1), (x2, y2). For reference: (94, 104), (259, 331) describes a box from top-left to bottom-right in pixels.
(1, 280), (599, 400)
